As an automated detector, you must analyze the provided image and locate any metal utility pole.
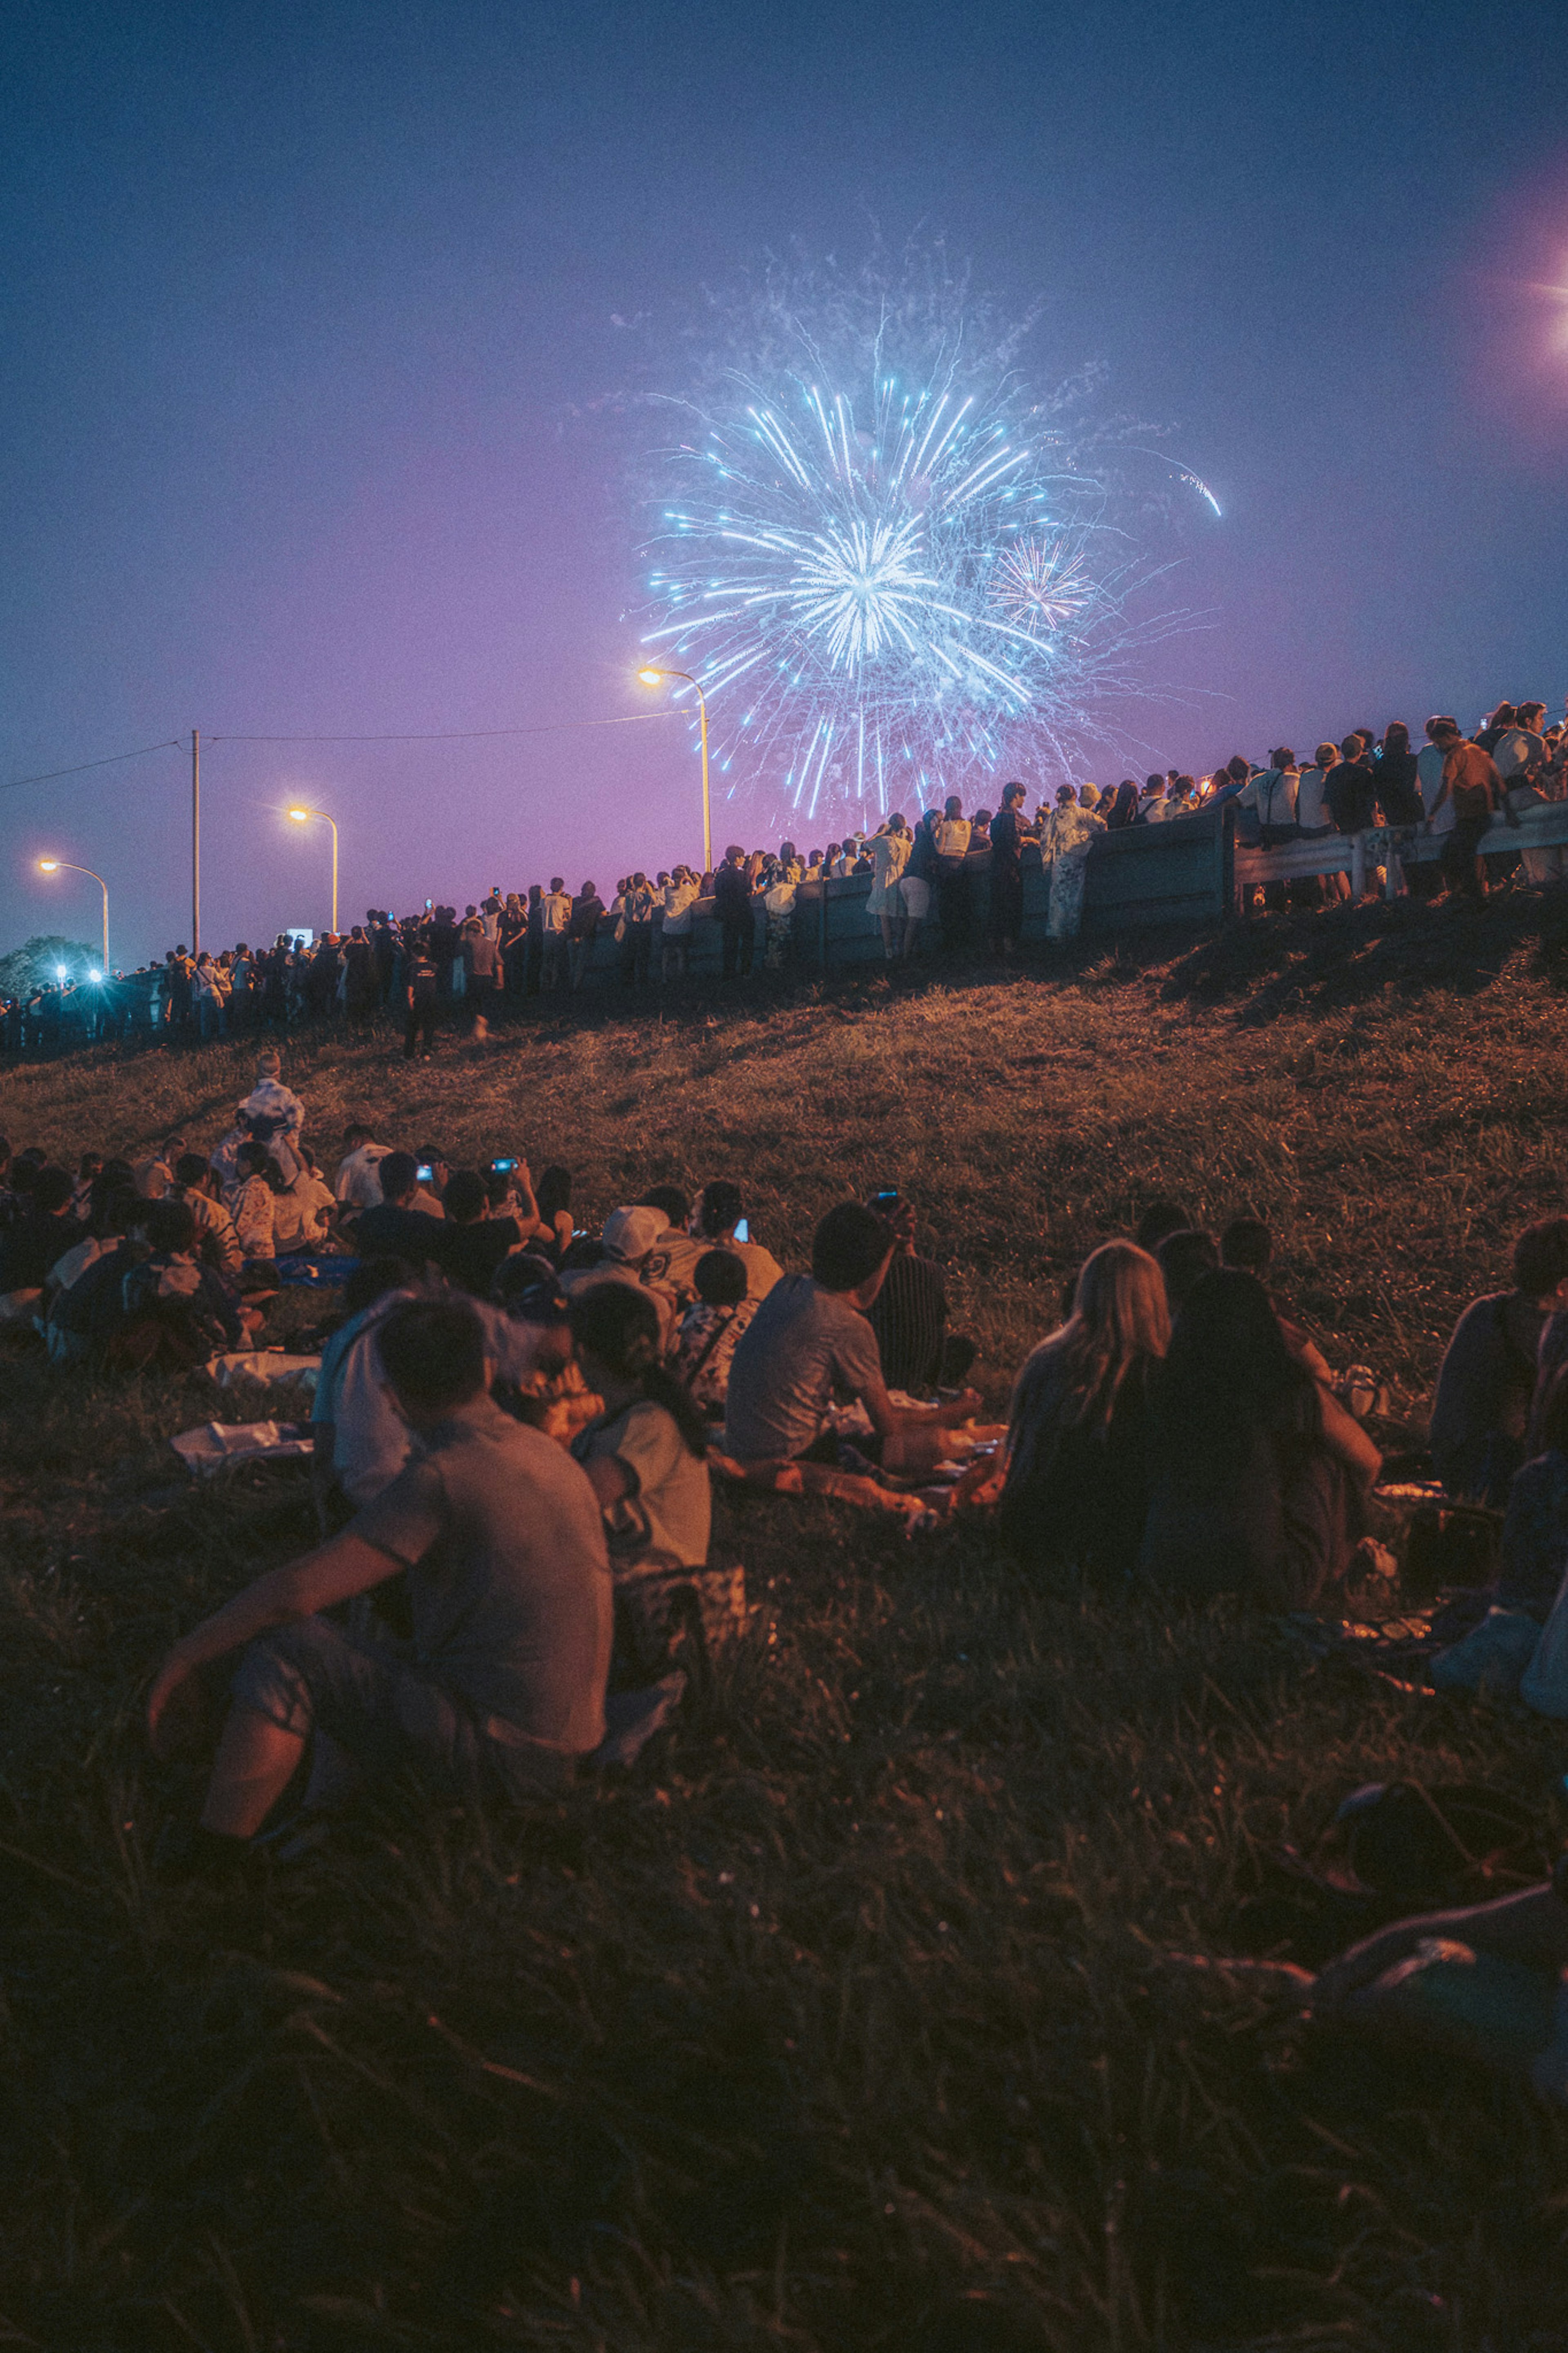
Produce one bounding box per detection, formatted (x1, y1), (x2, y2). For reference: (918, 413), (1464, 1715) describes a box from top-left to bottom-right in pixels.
(191, 728), (201, 953)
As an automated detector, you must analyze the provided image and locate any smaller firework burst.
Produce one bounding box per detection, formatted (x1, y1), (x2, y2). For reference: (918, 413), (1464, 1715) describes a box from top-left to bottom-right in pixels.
(989, 537), (1093, 634)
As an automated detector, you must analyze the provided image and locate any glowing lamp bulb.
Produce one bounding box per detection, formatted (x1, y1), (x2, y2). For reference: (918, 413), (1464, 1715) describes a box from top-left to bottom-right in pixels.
(89, 970), (102, 983)
(637, 668), (663, 686)
(287, 807), (310, 823)
(38, 859), (60, 872)
(55, 965), (67, 981)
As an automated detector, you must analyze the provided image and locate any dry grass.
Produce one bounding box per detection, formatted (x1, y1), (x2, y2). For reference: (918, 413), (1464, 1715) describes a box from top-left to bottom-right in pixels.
(4, 895), (1568, 2350)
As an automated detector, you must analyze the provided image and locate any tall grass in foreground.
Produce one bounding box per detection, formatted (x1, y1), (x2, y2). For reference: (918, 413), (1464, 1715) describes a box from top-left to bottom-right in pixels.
(3, 902), (1568, 2347)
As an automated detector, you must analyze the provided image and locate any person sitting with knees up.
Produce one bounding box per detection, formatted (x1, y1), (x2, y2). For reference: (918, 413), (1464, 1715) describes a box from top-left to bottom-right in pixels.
(722, 1201), (980, 1480)
(147, 1296), (613, 1878)
(121, 1197), (254, 1368)
(569, 1283), (712, 1679)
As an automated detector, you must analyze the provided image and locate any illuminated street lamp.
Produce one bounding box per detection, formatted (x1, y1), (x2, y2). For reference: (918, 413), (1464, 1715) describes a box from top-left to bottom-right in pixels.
(37, 858), (109, 972)
(637, 667), (711, 874)
(286, 806), (339, 934)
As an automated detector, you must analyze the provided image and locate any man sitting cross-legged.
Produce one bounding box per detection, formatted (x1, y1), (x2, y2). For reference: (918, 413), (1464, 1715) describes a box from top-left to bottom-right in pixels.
(719, 1201), (981, 1512)
(147, 1297), (612, 1874)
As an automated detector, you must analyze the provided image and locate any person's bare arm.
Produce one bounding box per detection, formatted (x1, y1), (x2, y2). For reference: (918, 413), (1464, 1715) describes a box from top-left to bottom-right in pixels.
(147, 1531), (403, 1756)
(860, 1369), (982, 1438)
(581, 1452), (634, 1510)
(1319, 1388), (1380, 1488)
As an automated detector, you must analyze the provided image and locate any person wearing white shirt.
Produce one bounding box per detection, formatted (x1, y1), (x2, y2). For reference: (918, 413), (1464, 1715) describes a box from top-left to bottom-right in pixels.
(540, 878), (573, 990)
(271, 1169), (338, 1255)
(933, 795), (974, 951)
(1416, 719), (1458, 837)
(1236, 752), (1300, 839)
(1294, 743), (1339, 836)
(1492, 705), (1547, 782)
(660, 867), (699, 979)
(1494, 702), (1563, 883)
(335, 1126), (391, 1209)
(865, 816), (911, 959)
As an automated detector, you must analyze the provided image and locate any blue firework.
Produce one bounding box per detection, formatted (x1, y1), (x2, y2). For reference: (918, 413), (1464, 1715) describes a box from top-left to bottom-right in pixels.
(639, 285), (1181, 824)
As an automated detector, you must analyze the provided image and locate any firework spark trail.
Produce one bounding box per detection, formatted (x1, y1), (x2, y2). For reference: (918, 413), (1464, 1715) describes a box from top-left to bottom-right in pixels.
(639, 263), (1207, 826)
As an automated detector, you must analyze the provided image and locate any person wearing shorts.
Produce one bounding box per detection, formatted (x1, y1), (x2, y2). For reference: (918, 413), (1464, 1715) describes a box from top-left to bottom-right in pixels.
(147, 1297), (612, 1869)
(898, 812), (939, 959)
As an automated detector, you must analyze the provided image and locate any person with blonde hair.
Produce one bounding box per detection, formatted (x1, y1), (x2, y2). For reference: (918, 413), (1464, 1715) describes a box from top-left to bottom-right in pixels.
(998, 1239), (1170, 1584)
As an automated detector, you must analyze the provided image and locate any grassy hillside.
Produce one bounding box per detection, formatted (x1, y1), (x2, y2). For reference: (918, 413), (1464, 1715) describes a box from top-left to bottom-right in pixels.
(3, 897), (1568, 2350)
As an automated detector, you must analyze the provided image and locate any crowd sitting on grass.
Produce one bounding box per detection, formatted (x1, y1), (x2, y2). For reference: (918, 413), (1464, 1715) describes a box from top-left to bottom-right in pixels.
(7, 1055), (1568, 2083)
(9, 699), (1567, 1059)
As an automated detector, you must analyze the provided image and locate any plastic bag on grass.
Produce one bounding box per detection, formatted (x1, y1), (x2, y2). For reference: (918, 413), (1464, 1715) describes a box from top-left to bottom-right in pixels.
(207, 1351), (321, 1390)
(171, 1420), (314, 1478)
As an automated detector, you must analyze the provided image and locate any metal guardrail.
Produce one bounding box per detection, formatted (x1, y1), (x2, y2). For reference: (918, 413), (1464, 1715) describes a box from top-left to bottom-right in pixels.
(1234, 799), (1568, 906)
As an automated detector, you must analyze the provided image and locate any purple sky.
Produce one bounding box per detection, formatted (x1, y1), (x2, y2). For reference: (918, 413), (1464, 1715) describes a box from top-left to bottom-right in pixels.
(4, 0), (1567, 968)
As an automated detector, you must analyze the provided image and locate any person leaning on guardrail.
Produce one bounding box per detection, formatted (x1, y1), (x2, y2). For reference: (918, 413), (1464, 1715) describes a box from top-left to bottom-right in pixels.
(1425, 720), (1508, 904)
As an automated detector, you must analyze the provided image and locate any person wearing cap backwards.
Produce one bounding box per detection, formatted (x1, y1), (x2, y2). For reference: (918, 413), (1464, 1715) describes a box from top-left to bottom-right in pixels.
(561, 1203), (684, 1351)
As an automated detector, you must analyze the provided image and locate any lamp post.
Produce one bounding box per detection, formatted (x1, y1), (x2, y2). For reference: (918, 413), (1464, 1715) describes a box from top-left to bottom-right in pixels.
(637, 667), (711, 874)
(37, 858), (109, 972)
(286, 806), (339, 934)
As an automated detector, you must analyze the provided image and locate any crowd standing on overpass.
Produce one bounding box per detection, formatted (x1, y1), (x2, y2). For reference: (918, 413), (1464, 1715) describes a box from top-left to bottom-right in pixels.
(6, 697), (1566, 1059)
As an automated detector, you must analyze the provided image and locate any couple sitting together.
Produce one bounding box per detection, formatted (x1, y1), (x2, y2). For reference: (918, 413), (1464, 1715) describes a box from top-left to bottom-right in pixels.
(150, 1198), (962, 1868)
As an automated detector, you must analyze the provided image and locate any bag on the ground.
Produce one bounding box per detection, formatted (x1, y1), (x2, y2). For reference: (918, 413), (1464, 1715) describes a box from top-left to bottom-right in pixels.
(612, 1558), (748, 1692)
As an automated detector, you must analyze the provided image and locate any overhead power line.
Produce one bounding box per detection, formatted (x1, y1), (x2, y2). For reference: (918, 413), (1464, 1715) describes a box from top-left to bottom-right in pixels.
(2, 707), (686, 803)
(0, 740), (184, 797)
(209, 711), (684, 744)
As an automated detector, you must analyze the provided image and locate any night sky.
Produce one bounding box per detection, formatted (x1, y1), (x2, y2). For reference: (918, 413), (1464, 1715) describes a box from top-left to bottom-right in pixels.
(4, 0), (1566, 968)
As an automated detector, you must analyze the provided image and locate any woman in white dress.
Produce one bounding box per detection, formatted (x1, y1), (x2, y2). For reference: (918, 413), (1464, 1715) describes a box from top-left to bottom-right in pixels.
(864, 815), (912, 960)
(1043, 786), (1107, 943)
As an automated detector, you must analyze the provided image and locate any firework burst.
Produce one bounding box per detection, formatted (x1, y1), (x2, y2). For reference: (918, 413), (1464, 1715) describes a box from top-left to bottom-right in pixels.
(638, 250), (1202, 825)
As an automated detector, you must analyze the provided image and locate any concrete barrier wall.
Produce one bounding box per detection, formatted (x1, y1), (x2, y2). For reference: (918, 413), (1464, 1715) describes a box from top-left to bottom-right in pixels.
(574, 807), (1237, 981)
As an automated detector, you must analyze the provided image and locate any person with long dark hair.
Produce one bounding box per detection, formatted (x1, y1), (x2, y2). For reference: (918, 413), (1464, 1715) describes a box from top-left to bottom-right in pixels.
(999, 1240), (1169, 1586)
(1140, 1269), (1379, 1608)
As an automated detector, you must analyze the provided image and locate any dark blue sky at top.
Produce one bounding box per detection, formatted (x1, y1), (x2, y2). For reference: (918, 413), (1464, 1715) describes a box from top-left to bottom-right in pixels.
(3, 0), (1565, 966)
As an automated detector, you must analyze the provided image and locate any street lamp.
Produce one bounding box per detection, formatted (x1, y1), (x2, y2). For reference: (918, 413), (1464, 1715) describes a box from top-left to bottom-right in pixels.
(37, 858), (109, 972)
(286, 806), (339, 934)
(637, 667), (711, 874)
